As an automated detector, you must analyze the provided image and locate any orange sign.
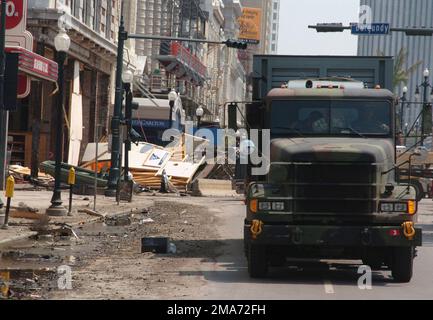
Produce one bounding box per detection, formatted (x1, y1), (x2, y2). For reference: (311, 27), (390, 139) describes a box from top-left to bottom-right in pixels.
(238, 7), (261, 44)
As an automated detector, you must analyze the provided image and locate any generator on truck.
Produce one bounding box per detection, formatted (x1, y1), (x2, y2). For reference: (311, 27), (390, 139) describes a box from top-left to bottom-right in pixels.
(239, 56), (422, 283)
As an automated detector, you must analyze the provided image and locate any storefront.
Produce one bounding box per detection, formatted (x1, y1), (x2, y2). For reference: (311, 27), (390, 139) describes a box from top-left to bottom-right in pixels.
(132, 97), (185, 146)
(6, 46), (58, 170)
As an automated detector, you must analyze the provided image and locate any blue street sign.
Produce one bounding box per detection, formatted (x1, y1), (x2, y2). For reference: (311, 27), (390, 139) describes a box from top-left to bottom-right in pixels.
(351, 23), (390, 35)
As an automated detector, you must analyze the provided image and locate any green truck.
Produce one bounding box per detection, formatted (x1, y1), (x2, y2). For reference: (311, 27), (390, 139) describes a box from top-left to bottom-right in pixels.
(242, 56), (422, 282)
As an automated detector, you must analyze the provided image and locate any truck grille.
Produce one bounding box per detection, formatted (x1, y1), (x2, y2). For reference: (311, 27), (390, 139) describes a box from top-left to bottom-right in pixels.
(291, 163), (377, 214)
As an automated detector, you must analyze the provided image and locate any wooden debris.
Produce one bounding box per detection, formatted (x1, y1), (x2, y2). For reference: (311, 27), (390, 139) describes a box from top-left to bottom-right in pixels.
(78, 208), (106, 218)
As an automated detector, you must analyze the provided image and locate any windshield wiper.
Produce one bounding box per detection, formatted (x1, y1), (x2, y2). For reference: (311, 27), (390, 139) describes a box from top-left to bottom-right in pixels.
(334, 127), (366, 139)
(273, 127), (305, 137)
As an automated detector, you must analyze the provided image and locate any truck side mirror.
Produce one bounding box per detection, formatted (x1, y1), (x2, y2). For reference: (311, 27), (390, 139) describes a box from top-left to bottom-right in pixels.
(246, 102), (265, 129)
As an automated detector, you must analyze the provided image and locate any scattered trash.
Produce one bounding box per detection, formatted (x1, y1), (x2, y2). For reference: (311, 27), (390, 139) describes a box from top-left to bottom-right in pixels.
(78, 208), (105, 218)
(168, 243), (177, 254)
(37, 234), (53, 241)
(139, 218), (154, 225)
(105, 215), (131, 226)
(141, 237), (169, 254)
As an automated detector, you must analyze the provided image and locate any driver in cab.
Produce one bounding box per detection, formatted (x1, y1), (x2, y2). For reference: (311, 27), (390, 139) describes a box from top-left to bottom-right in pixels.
(351, 107), (390, 134)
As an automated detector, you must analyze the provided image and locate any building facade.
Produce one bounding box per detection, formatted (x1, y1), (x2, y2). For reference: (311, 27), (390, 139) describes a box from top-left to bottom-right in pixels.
(358, 0), (433, 134)
(269, 0), (280, 54)
(125, 0), (246, 129)
(7, 0), (124, 175)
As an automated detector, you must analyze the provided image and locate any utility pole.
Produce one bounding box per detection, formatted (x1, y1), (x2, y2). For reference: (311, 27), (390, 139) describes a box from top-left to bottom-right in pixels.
(414, 68), (433, 147)
(0, 0), (8, 195)
(105, 15), (127, 197)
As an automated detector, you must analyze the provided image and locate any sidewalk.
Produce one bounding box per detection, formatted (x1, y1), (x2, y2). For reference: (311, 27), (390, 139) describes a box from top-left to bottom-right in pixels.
(0, 187), (159, 246)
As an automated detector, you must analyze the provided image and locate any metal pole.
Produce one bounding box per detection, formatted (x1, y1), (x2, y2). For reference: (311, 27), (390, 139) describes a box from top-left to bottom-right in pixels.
(421, 77), (429, 146)
(46, 50), (68, 216)
(94, 125), (99, 212)
(0, 0), (8, 194)
(127, 34), (227, 44)
(106, 15), (127, 197)
(400, 93), (406, 133)
(124, 83), (132, 181)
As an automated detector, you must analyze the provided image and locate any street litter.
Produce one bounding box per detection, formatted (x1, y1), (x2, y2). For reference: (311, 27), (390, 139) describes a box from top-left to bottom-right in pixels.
(141, 237), (169, 254)
(168, 243), (177, 254)
(139, 218), (154, 225)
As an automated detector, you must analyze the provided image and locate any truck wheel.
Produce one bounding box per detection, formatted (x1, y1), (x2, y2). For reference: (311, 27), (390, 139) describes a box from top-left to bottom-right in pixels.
(391, 247), (414, 283)
(248, 244), (268, 278)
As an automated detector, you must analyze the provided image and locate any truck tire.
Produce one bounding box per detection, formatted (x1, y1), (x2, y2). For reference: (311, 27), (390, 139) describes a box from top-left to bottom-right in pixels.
(391, 247), (414, 283)
(248, 244), (268, 278)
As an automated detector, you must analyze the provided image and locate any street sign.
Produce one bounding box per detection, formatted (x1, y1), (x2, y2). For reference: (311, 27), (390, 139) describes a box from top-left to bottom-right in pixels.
(351, 23), (390, 35)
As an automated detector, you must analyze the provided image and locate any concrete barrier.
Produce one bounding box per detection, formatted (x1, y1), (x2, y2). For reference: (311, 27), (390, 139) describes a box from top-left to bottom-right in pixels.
(192, 179), (238, 197)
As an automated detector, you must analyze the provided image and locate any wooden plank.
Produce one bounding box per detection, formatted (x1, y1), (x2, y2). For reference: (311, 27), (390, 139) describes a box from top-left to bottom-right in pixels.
(10, 210), (46, 220)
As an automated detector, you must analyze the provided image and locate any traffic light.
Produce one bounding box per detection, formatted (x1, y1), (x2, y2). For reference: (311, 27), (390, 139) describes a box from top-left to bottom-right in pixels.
(224, 39), (248, 50)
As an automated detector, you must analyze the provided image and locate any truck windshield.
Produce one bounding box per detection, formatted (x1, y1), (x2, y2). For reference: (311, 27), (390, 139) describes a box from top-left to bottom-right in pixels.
(271, 100), (392, 137)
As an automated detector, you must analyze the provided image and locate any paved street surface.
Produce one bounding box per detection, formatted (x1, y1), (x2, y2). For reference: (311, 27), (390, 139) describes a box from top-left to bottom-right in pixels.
(1, 193), (433, 300)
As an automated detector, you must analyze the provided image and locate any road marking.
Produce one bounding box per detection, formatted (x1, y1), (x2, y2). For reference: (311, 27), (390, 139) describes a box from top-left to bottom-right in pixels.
(324, 280), (335, 294)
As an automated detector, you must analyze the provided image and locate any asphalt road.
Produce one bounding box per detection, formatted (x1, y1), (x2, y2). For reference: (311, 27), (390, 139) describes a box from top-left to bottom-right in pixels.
(190, 198), (433, 300)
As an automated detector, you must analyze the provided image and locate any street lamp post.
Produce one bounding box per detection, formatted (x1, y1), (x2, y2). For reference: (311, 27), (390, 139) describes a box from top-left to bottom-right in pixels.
(106, 16), (127, 197)
(196, 105), (204, 129)
(168, 89), (178, 128)
(46, 28), (71, 216)
(122, 69), (133, 182)
(414, 68), (433, 146)
(400, 86), (408, 133)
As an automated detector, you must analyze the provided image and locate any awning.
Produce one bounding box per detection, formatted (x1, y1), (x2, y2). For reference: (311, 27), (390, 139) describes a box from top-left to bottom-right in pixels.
(5, 46), (58, 82)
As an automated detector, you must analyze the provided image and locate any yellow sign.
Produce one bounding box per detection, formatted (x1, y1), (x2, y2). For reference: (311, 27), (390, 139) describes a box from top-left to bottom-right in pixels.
(68, 167), (76, 185)
(5, 176), (15, 198)
(238, 7), (262, 44)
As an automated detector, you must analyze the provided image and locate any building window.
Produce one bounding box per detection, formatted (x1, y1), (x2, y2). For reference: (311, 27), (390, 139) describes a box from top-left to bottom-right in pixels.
(272, 44), (276, 52)
(101, 23), (106, 33)
(102, 7), (106, 16)
(273, 23), (277, 31)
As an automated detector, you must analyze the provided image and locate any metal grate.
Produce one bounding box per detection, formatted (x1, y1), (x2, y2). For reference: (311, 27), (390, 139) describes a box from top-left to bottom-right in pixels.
(291, 163), (377, 214)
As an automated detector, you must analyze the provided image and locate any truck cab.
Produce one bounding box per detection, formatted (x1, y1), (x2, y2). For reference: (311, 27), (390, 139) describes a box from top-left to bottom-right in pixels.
(244, 78), (422, 282)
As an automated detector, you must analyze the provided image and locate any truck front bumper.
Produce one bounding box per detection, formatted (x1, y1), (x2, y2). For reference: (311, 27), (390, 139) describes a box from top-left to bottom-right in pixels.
(244, 223), (422, 247)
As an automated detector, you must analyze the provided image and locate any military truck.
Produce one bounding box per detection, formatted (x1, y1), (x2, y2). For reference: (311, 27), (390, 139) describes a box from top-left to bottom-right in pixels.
(242, 56), (422, 283)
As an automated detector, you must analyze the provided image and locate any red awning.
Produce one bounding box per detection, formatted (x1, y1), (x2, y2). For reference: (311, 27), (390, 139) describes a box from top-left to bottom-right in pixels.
(5, 46), (58, 82)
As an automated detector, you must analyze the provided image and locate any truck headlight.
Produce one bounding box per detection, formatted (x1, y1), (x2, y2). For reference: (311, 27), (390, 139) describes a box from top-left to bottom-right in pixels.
(272, 202), (285, 211)
(258, 202), (272, 211)
(380, 203), (395, 212)
(379, 201), (414, 214)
